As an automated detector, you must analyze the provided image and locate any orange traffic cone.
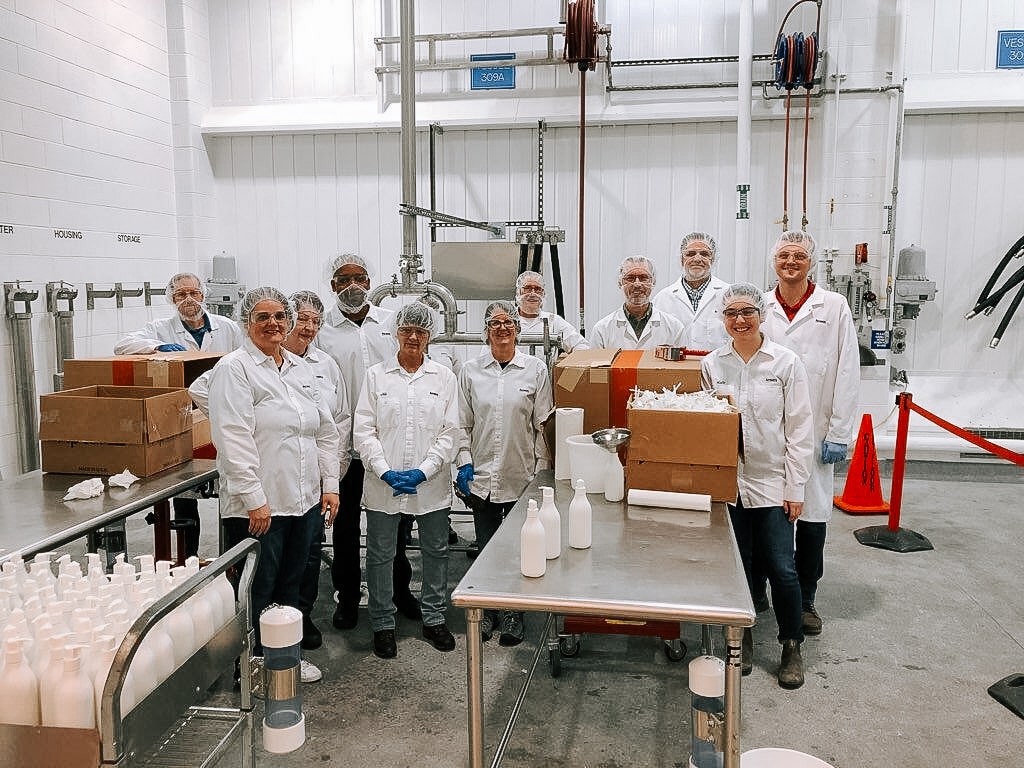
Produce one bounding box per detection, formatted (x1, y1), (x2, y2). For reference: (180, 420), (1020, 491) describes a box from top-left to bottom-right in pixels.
(834, 413), (890, 514)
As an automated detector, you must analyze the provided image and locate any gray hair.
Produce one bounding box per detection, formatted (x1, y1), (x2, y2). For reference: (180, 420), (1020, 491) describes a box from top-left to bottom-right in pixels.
(720, 282), (767, 317)
(773, 230), (817, 264)
(166, 272), (203, 303)
(618, 255), (657, 284)
(515, 270), (545, 294)
(483, 299), (521, 341)
(393, 301), (437, 341)
(680, 232), (718, 262)
(239, 286), (295, 332)
(326, 253), (371, 282)
(288, 290), (325, 317)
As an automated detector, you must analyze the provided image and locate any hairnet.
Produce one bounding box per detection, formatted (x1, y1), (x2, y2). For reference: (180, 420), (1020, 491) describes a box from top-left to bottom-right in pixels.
(239, 286), (295, 332)
(288, 290), (325, 317)
(326, 252), (371, 282)
(166, 273), (203, 303)
(394, 301), (436, 341)
(618, 255), (657, 284)
(515, 271), (545, 294)
(773, 230), (817, 264)
(720, 282), (766, 317)
(483, 299), (521, 338)
(680, 232), (718, 261)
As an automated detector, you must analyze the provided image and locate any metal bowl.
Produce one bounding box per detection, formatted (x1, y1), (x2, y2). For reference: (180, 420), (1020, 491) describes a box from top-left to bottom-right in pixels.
(591, 427), (631, 452)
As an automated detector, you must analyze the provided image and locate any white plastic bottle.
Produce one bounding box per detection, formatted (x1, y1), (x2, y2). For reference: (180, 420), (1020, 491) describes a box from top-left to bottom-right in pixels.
(604, 451), (625, 503)
(0, 638), (40, 725)
(92, 635), (119, 727)
(520, 499), (546, 578)
(49, 646), (95, 729)
(537, 486), (561, 559)
(568, 479), (593, 549)
(137, 599), (176, 686)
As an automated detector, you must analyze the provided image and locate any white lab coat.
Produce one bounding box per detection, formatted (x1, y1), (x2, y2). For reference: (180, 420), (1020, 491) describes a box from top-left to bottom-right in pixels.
(761, 285), (860, 522)
(591, 306), (687, 350)
(114, 313), (243, 355)
(208, 339), (341, 519)
(353, 357), (459, 516)
(517, 311), (591, 354)
(653, 274), (731, 351)
(456, 351), (553, 504)
(701, 337), (814, 508)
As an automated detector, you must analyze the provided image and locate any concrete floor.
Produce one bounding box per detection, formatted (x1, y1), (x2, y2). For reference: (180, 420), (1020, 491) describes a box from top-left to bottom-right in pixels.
(125, 463), (1023, 767)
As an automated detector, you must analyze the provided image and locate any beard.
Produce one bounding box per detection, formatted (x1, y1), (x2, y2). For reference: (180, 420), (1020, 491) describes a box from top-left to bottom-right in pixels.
(176, 299), (207, 323)
(336, 285), (369, 313)
(683, 264), (711, 283)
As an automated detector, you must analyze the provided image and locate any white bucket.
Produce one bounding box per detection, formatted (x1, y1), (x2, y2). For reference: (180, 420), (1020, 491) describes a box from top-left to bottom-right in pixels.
(741, 748), (835, 768)
(565, 434), (607, 493)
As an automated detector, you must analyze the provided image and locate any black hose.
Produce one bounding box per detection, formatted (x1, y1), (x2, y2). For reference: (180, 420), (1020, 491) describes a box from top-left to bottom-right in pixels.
(992, 280), (1024, 344)
(975, 233), (1024, 307)
(518, 242), (529, 275)
(971, 263), (1024, 315)
(549, 242), (565, 319)
(531, 243), (543, 273)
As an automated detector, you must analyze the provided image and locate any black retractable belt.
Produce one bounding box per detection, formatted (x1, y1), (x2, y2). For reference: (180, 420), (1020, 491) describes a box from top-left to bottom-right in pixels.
(549, 242), (565, 317)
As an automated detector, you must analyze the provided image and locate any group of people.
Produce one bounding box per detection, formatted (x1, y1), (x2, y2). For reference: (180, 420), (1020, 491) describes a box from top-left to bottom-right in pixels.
(113, 226), (857, 691)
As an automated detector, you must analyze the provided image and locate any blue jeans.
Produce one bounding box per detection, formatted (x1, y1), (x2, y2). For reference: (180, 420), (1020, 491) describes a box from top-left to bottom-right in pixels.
(223, 505), (321, 654)
(473, 498), (517, 552)
(795, 519), (827, 609)
(365, 507), (451, 632)
(729, 497), (804, 644)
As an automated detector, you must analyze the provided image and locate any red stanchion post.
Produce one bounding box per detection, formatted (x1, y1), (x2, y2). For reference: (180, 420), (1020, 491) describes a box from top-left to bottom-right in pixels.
(888, 392), (912, 533)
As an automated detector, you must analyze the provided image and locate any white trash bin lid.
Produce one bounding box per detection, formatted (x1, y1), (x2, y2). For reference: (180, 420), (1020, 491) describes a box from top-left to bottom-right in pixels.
(741, 747), (835, 768)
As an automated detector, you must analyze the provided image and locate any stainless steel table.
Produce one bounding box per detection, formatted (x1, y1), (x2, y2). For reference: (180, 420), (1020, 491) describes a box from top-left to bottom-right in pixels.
(451, 471), (754, 768)
(0, 459), (218, 565)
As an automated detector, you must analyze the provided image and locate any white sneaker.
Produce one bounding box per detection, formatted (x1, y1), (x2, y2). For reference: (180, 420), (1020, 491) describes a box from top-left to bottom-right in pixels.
(300, 658), (322, 683)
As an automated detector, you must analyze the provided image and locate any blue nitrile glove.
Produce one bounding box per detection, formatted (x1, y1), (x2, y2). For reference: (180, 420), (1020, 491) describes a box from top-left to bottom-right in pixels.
(156, 343), (187, 352)
(456, 464), (475, 496)
(821, 440), (848, 464)
(381, 470), (404, 488)
(393, 468), (427, 495)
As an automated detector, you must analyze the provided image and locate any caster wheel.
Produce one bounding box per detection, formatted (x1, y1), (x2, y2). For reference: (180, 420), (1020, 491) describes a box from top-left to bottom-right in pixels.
(549, 647), (562, 678)
(664, 639), (687, 662)
(558, 635), (581, 657)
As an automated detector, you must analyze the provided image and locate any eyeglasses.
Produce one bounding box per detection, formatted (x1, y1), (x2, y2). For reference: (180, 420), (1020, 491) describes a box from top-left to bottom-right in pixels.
(172, 290), (203, 301)
(519, 285), (544, 294)
(621, 273), (653, 285)
(723, 307), (760, 319)
(397, 326), (429, 337)
(486, 318), (517, 329)
(775, 251), (810, 263)
(683, 250), (713, 260)
(295, 313), (322, 328)
(333, 273), (370, 287)
(252, 311), (289, 324)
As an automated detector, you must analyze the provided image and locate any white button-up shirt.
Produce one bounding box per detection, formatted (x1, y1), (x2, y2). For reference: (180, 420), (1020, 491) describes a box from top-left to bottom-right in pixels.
(591, 306), (687, 350)
(762, 285), (860, 522)
(301, 344), (353, 478)
(653, 274), (731, 351)
(456, 351), (553, 504)
(701, 336), (814, 508)
(316, 303), (398, 457)
(517, 311), (591, 355)
(209, 338), (342, 519)
(114, 313), (243, 355)
(353, 356), (459, 516)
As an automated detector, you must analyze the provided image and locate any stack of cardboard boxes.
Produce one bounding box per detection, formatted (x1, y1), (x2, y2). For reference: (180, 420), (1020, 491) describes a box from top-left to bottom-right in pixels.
(554, 348), (739, 502)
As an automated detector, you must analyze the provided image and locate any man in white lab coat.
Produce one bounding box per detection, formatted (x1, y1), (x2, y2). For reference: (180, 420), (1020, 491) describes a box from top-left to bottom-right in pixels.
(513, 271), (590, 356)
(653, 231), (730, 350)
(760, 231), (860, 636)
(591, 256), (686, 350)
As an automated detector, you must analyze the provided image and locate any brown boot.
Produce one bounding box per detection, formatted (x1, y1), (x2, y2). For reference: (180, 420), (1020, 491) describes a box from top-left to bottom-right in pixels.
(742, 627), (753, 676)
(778, 639), (804, 689)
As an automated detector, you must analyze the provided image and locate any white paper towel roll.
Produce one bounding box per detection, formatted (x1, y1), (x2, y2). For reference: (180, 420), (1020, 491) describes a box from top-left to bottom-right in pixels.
(626, 488), (712, 512)
(554, 407), (584, 480)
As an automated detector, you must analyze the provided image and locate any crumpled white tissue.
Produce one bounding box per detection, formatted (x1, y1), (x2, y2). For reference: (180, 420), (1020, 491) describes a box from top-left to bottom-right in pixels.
(108, 468), (140, 489)
(62, 477), (105, 501)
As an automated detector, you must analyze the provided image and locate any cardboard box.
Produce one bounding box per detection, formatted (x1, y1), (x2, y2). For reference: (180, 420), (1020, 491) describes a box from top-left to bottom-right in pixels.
(627, 404), (739, 467)
(554, 348), (703, 432)
(62, 351), (223, 390)
(41, 433), (193, 477)
(0, 723), (100, 768)
(626, 459), (738, 503)
(40, 386), (193, 444)
(191, 408), (211, 449)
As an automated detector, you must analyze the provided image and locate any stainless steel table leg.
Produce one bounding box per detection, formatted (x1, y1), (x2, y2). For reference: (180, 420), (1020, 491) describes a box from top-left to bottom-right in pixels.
(724, 624), (743, 768)
(466, 607), (484, 768)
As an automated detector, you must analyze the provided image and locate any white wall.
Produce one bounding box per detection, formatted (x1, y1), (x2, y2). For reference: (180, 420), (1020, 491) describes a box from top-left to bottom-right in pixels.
(2, 0), (1024, 478)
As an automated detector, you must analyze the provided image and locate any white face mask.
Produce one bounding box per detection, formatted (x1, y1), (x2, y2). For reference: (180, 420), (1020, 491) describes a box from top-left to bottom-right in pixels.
(175, 296), (207, 322)
(336, 285), (369, 313)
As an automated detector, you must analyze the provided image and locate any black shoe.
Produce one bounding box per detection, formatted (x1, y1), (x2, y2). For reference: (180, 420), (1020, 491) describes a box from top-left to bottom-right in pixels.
(465, 542), (479, 560)
(393, 593), (423, 621)
(742, 627), (753, 676)
(802, 605), (823, 635)
(302, 614), (323, 650)
(332, 604), (358, 630)
(479, 611), (498, 642)
(373, 629), (397, 659)
(422, 623), (456, 652)
(498, 610), (525, 647)
(448, 525), (459, 544)
(778, 639), (804, 689)
(753, 593), (770, 613)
